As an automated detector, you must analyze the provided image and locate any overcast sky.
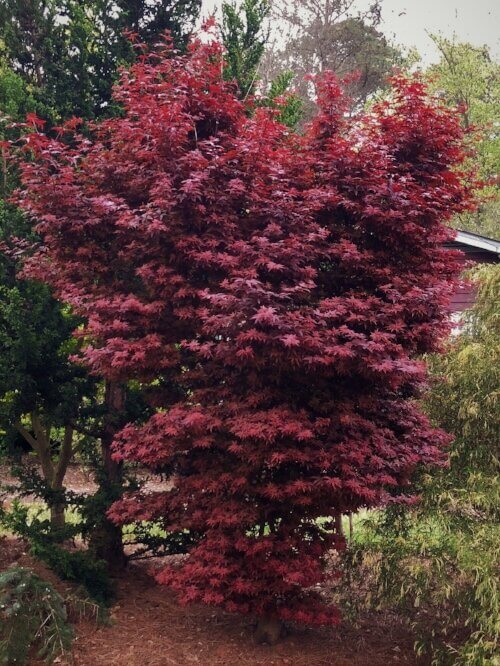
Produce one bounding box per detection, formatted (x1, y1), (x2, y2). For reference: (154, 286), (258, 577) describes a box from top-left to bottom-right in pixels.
(200, 0), (500, 64)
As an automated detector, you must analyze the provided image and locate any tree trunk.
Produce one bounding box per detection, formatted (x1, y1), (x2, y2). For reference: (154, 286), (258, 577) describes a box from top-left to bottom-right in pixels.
(89, 381), (127, 571)
(254, 616), (285, 645)
(334, 511), (344, 538)
(50, 503), (66, 530)
(16, 415), (70, 530)
(48, 425), (74, 532)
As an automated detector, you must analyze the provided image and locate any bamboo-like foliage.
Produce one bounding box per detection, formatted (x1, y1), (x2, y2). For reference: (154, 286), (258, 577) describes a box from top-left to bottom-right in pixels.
(352, 265), (499, 665)
(0, 567), (73, 665)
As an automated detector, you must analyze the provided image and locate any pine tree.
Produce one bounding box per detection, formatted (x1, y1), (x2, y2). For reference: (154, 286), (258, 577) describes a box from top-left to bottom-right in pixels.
(221, 0), (270, 98)
(116, 0), (202, 46)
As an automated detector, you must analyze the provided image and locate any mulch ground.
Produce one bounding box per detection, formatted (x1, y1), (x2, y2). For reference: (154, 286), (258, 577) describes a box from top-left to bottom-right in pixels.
(0, 536), (426, 666)
(0, 463), (171, 501)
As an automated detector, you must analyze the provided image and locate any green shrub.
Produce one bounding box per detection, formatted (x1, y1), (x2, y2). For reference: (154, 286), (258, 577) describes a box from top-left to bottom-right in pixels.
(350, 510), (499, 665)
(0, 501), (114, 605)
(344, 266), (500, 665)
(30, 541), (114, 606)
(0, 566), (73, 665)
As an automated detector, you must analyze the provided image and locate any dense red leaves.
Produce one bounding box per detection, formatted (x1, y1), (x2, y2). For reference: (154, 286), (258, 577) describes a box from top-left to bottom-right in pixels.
(15, 38), (476, 626)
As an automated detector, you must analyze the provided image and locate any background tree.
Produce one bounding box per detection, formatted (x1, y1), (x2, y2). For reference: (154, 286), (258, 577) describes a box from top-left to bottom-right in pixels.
(221, 0), (270, 98)
(220, 0), (303, 129)
(0, 0), (91, 120)
(426, 36), (499, 239)
(257, 70), (304, 130)
(265, 0), (401, 116)
(115, 0), (202, 46)
(0, 254), (94, 529)
(0, 55), (37, 123)
(0, 0), (202, 121)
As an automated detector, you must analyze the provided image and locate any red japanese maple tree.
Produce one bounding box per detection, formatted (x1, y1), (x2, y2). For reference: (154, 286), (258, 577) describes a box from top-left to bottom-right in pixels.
(16, 35), (476, 634)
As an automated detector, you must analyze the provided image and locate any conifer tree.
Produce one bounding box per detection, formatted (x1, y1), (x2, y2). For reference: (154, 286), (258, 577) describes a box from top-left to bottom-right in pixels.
(221, 0), (270, 98)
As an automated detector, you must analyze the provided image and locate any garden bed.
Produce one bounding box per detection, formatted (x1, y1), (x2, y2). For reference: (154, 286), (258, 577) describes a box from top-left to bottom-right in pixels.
(0, 536), (425, 666)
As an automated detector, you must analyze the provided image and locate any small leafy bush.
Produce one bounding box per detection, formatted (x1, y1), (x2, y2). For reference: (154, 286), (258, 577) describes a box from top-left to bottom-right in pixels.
(344, 266), (500, 665)
(350, 510), (499, 665)
(0, 566), (72, 665)
(30, 541), (114, 606)
(1, 502), (114, 604)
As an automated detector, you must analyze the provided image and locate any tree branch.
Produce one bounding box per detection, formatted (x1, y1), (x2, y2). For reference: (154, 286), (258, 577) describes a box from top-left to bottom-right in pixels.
(30, 412), (55, 484)
(14, 422), (41, 454)
(53, 426), (74, 489)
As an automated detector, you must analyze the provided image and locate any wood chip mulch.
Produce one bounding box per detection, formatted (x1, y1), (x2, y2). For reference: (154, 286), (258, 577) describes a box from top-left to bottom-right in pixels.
(0, 536), (427, 666)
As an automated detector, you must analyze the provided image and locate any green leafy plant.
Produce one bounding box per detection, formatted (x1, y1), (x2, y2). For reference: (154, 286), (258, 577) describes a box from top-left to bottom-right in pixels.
(260, 70), (304, 129)
(221, 0), (270, 98)
(30, 542), (114, 607)
(0, 566), (73, 665)
(426, 37), (500, 238)
(0, 501), (114, 605)
(347, 265), (500, 665)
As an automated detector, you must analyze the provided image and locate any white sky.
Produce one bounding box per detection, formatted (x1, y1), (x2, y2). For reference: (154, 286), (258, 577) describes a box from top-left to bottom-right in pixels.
(200, 0), (500, 64)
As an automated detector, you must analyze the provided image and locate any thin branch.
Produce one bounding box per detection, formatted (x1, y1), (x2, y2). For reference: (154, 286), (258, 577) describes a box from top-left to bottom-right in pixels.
(53, 426), (74, 489)
(30, 412), (55, 484)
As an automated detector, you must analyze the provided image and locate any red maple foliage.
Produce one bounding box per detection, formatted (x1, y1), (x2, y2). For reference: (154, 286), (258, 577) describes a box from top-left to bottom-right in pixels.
(15, 36), (477, 627)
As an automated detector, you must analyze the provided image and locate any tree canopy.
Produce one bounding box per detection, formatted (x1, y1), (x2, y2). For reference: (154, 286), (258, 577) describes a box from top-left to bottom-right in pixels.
(426, 36), (499, 238)
(15, 36), (476, 628)
(0, 0), (202, 121)
(221, 0), (270, 98)
(265, 0), (401, 115)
